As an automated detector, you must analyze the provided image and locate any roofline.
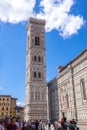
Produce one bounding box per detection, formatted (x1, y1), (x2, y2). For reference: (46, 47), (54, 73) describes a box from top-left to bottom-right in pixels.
(16, 106), (24, 108)
(58, 49), (87, 72)
(27, 17), (46, 30)
(0, 95), (11, 97)
(0, 95), (17, 100)
(47, 76), (57, 85)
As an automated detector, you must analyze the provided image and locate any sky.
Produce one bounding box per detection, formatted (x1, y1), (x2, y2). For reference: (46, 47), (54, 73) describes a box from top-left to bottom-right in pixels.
(0, 0), (87, 106)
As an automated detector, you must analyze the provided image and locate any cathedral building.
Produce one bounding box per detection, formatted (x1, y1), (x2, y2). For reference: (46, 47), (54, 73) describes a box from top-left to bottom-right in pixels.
(47, 77), (59, 122)
(58, 49), (87, 124)
(24, 18), (47, 121)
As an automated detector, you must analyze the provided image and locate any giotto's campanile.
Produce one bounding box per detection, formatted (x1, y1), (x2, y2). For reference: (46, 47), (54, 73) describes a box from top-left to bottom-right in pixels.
(25, 18), (47, 121)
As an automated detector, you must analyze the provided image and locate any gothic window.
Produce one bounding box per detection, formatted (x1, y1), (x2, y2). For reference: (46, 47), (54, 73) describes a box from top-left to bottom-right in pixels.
(38, 56), (41, 62)
(80, 79), (86, 100)
(35, 36), (40, 46)
(34, 71), (37, 78)
(38, 72), (41, 78)
(34, 56), (37, 62)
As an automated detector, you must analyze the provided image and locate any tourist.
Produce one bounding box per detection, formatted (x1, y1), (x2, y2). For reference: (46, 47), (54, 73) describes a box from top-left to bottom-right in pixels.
(69, 121), (75, 130)
(61, 115), (67, 130)
(6, 118), (11, 130)
(48, 121), (51, 130)
(0, 120), (4, 130)
(35, 120), (39, 130)
(10, 117), (18, 130)
(57, 120), (62, 130)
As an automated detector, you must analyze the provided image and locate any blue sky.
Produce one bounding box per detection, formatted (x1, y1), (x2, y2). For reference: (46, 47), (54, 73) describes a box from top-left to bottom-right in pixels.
(0, 0), (87, 105)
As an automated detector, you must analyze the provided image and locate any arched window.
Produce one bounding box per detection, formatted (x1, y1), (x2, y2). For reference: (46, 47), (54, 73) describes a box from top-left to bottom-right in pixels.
(6, 103), (9, 106)
(34, 56), (37, 62)
(2, 107), (4, 110)
(35, 36), (40, 46)
(2, 103), (5, 106)
(6, 107), (8, 110)
(80, 79), (86, 100)
(38, 56), (41, 62)
(7, 98), (9, 101)
(38, 72), (41, 78)
(34, 71), (37, 78)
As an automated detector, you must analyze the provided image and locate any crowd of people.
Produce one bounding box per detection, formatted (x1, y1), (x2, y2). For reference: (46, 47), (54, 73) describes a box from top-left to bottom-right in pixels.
(53, 115), (79, 130)
(0, 116), (79, 130)
(0, 117), (46, 130)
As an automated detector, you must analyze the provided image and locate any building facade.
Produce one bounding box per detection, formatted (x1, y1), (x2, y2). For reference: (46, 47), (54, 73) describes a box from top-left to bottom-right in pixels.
(48, 77), (59, 122)
(16, 106), (24, 121)
(25, 18), (47, 121)
(58, 49), (87, 124)
(0, 95), (17, 119)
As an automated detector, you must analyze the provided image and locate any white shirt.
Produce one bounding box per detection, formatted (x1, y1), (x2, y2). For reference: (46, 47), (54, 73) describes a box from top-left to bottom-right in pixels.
(0, 124), (4, 130)
(16, 122), (19, 128)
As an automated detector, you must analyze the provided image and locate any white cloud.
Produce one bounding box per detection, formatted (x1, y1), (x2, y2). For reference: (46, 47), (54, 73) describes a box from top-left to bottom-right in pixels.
(36, 0), (84, 38)
(17, 101), (25, 106)
(0, 0), (85, 38)
(0, 0), (36, 23)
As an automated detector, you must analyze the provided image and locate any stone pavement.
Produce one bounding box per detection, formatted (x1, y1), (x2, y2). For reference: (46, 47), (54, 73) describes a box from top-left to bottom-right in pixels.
(78, 125), (87, 130)
(45, 124), (87, 130)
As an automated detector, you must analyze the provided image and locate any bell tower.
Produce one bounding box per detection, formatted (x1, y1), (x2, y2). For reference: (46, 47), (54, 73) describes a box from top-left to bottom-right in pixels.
(25, 18), (47, 121)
